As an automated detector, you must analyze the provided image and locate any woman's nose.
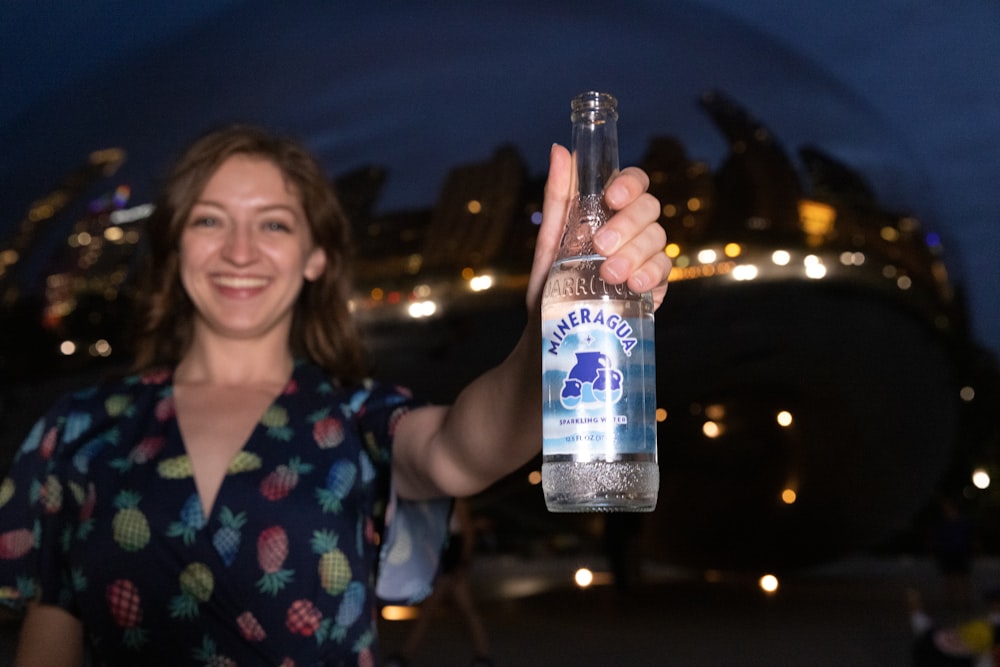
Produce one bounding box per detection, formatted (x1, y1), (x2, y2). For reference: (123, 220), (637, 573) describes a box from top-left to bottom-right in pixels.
(221, 225), (257, 264)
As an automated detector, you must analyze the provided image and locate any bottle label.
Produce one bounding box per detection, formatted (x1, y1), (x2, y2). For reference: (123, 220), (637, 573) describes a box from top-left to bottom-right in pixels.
(541, 298), (656, 461)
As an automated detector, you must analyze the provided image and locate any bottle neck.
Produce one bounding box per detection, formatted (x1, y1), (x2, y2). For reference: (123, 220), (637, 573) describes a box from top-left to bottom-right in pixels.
(570, 94), (620, 198)
(556, 92), (621, 261)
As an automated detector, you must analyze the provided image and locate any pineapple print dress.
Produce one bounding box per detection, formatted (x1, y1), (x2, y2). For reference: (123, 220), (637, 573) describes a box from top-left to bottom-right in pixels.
(0, 361), (451, 666)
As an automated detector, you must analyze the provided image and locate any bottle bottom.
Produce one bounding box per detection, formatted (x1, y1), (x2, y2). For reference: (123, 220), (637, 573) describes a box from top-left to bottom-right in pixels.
(542, 459), (658, 513)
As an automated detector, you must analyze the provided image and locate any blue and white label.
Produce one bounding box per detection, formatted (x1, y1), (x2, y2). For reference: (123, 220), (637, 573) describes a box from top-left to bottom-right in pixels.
(542, 299), (656, 461)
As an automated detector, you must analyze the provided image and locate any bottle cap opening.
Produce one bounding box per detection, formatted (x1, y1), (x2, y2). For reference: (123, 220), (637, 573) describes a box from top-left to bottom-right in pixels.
(571, 91), (618, 112)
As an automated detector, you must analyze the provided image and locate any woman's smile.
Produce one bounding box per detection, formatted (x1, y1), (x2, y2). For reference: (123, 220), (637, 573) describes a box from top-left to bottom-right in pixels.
(211, 274), (271, 290)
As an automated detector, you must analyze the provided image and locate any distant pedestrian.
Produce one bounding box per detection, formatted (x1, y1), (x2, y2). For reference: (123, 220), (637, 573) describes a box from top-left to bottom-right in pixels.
(933, 497), (977, 609)
(604, 512), (643, 593)
(385, 498), (492, 667)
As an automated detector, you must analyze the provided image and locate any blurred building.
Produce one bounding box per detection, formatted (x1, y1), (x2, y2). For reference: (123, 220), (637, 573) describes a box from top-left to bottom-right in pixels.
(1, 92), (997, 571)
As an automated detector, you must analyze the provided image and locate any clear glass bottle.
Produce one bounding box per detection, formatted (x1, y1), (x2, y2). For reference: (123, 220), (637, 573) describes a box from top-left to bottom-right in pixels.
(541, 91), (659, 512)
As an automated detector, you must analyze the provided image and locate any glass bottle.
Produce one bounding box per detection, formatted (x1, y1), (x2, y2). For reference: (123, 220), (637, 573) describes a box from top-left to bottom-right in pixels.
(541, 91), (659, 512)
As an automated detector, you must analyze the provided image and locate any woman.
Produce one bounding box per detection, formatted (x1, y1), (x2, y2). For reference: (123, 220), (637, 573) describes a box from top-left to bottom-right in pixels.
(0, 125), (669, 665)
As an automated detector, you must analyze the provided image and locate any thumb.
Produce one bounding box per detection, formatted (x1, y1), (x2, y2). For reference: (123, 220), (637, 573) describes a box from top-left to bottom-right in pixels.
(526, 143), (571, 310)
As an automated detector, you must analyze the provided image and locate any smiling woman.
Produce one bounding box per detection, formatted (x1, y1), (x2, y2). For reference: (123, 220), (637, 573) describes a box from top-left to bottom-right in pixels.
(0, 122), (669, 665)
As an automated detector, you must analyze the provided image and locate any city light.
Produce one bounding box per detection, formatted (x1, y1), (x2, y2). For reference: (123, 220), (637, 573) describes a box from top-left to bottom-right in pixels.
(732, 264), (758, 281)
(759, 574), (779, 594)
(697, 248), (717, 264)
(469, 274), (493, 291)
(972, 469), (990, 490)
(798, 199), (836, 236)
(381, 605), (419, 621)
(90, 339), (112, 357)
(109, 202), (154, 225)
(574, 568), (594, 588)
(880, 226), (900, 242)
(804, 255), (827, 279)
(705, 404), (725, 420)
(407, 300), (437, 318)
(839, 251), (866, 266)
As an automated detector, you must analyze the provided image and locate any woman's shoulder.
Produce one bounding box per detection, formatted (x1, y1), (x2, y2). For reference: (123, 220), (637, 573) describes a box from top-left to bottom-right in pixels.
(17, 368), (173, 456)
(57, 368), (172, 413)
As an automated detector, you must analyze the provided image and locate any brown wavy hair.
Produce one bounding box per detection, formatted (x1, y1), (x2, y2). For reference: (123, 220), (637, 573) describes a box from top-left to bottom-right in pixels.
(130, 124), (367, 383)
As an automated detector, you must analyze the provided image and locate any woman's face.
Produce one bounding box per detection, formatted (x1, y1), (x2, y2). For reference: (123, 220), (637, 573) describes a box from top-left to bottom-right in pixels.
(178, 155), (327, 346)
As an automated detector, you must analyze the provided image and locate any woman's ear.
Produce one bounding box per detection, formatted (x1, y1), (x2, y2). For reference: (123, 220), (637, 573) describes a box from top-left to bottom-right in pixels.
(304, 247), (327, 282)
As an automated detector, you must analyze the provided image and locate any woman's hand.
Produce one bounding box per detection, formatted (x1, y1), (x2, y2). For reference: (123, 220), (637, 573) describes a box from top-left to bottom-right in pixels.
(15, 602), (85, 667)
(392, 144), (672, 501)
(526, 144), (670, 313)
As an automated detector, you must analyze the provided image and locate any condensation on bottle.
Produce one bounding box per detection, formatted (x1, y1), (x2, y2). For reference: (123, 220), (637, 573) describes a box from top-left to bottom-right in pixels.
(541, 91), (659, 513)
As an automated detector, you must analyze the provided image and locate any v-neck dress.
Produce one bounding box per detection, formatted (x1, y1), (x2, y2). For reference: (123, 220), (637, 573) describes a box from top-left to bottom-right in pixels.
(0, 361), (450, 666)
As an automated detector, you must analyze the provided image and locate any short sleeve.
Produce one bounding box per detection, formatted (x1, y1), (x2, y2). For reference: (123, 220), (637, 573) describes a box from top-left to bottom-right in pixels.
(377, 489), (452, 604)
(0, 393), (82, 611)
(349, 381), (452, 605)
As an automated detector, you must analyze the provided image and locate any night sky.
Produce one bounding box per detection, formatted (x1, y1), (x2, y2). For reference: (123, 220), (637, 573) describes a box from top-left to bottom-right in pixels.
(2, 1), (998, 358)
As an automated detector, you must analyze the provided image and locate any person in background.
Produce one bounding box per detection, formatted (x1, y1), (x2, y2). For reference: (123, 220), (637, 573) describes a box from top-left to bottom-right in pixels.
(385, 498), (491, 667)
(604, 512), (644, 594)
(933, 496), (977, 610)
(0, 124), (669, 666)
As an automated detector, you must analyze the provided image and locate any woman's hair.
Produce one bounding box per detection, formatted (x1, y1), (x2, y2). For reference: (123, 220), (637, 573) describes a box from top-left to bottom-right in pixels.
(130, 124), (367, 382)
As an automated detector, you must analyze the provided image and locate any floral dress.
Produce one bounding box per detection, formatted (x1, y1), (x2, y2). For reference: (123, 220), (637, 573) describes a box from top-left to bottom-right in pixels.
(0, 361), (450, 666)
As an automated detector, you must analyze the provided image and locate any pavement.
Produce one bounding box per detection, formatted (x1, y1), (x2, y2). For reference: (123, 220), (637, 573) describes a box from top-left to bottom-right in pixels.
(377, 554), (1000, 667)
(2, 554), (995, 666)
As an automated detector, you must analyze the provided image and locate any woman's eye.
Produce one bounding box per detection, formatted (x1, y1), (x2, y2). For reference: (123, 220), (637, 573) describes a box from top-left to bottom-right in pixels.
(190, 216), (218, 227)
(263, 220), (292, 232)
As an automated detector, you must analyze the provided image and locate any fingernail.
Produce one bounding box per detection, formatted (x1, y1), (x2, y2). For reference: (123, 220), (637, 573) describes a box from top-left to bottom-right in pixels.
(603, 257), (626, 283)
(594, 228), (619, 253)
(605, 181), (626, 208)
